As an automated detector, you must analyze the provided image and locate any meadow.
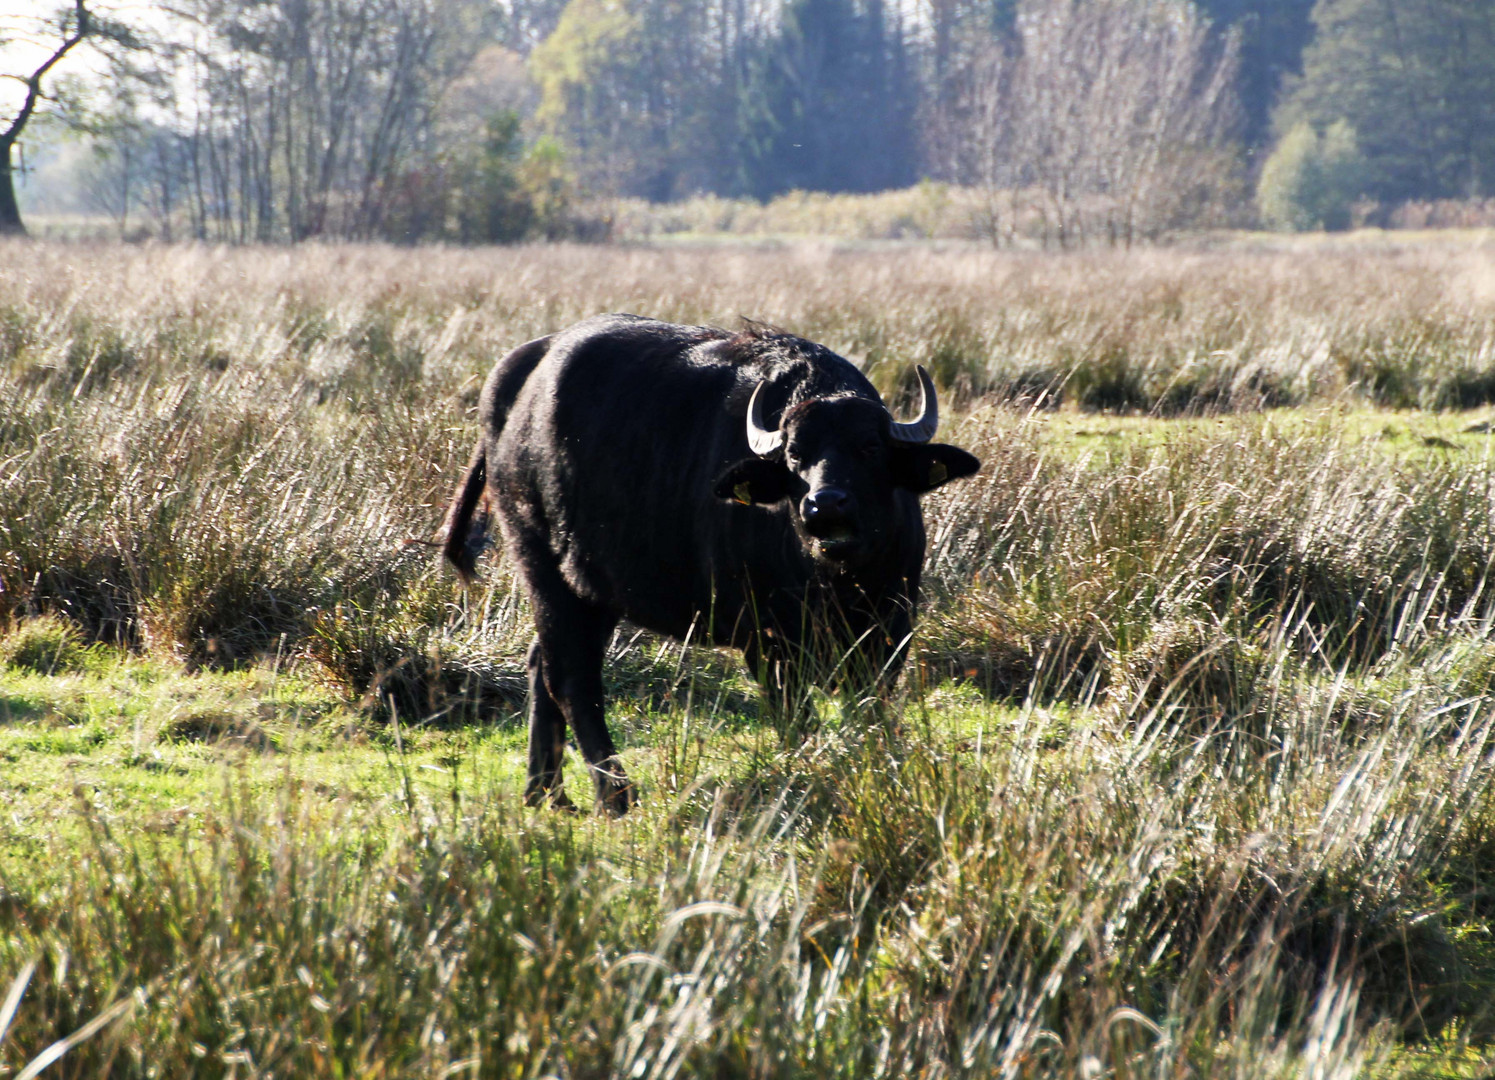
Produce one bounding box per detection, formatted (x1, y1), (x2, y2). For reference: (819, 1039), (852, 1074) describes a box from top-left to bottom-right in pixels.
(3, 236), (1495, 1076)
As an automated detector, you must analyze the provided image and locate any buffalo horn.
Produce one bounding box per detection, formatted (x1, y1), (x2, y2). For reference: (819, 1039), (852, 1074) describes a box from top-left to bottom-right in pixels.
(746, 380), (785, 455)
(889, 365), (939, 444)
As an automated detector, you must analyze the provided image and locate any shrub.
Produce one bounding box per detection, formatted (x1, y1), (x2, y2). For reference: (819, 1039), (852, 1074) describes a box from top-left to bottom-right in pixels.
(1257, 120), (1367, 232)
(379, 111), (579, 245)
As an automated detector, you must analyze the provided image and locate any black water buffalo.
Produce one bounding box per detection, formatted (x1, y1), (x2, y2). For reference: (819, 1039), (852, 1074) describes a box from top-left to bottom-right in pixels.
(441, 314), (980, 814)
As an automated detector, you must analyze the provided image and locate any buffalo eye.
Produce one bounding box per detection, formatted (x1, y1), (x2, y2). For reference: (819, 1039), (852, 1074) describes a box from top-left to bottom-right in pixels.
(857, 442), (882, 461)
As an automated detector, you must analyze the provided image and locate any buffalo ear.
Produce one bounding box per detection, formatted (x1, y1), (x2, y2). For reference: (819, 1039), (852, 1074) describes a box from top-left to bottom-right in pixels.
(890, 443), (981, 494)
(713, 457), (796, 505)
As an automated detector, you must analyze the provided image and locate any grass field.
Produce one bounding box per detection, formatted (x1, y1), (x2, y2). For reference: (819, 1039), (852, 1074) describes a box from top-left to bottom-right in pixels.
(4, 237), (1495, 1076)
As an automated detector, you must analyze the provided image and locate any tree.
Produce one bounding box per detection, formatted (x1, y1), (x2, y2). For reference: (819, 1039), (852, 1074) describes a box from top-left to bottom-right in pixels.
(1274, 0), (1495, 201)
(501, 0), (572, 53)
(1, 0), (95, 235)
(1256, 119), (1363, 229)
(532, 0), (770, 201)
(380, 109), (575, 243)
(740, 0), (918, 198)
(80, 114), (193, 240)
(949, 0), (1242, 247)
(53, 0), (578, 244)
(530, 0), (648, 196)
(90, 0), (493, 242)
(1194, 0), (1315, 150)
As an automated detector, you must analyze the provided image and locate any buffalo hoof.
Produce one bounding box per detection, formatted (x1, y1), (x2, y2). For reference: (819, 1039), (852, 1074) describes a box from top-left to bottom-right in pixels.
(594, 765), (635, 817)
(597, 783), (635, 817)
(524, 782), (578, 813)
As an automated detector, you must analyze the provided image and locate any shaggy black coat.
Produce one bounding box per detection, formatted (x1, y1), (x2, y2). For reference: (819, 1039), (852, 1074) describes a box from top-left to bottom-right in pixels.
(442, 314), (979, 813)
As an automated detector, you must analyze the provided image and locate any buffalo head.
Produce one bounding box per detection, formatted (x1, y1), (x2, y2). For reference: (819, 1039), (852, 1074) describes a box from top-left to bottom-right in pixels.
(713, 366), (980, 565)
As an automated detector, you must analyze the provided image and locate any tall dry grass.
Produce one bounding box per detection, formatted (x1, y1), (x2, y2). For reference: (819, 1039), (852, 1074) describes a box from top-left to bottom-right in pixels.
(3, 239), (1494, 666)
(5, 236), (1494, 408)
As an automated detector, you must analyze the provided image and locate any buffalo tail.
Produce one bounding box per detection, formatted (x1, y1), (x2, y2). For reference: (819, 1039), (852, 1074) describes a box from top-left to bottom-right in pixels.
(441, 441), (491, 582)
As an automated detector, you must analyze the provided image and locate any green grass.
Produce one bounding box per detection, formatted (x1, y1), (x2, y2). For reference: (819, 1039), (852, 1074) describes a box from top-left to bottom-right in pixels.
(5, 630), (1495, 1076)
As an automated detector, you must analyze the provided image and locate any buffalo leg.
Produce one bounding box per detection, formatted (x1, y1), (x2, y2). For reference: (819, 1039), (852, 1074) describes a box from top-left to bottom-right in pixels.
(523, 637), (574, 810)
(531, 590), (631, 815)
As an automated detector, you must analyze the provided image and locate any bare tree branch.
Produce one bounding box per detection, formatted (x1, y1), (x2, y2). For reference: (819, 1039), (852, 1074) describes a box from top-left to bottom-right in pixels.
(1, 0), (97, 235)
(1, 0), (93, 146)
(950, 0), (1241, 249)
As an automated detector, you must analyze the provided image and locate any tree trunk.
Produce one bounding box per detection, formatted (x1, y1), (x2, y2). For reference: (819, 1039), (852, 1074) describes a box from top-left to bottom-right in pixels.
(0, 139), (26, 236)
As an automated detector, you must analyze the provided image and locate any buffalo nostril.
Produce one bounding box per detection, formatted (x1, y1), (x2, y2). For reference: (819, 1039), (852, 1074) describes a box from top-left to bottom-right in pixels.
(804, 488), (852, 520)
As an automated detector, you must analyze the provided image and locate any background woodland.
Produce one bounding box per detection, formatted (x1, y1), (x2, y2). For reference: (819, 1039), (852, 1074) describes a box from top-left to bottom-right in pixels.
(7, 0), (1495, 245)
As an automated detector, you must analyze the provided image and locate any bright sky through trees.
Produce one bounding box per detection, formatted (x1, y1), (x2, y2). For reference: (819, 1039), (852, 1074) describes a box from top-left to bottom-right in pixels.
(0, 1), (133, 116)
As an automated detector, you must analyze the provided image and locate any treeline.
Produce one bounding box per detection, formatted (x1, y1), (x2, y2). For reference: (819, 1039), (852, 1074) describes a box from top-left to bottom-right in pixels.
(74, 0), (574, 243)
(528, 0), (919, 202)
(1259, 0), (1495, 228)
(56, 0), (1495, 243)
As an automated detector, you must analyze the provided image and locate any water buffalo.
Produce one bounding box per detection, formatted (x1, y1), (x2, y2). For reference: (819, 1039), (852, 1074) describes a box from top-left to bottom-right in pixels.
(441, 314), (980, 814)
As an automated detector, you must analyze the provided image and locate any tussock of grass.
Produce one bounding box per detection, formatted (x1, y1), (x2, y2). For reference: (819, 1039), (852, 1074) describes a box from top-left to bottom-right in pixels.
(0, 615), (102, 675)
(303, 591), (528, 723)
(1105, 617), (1270, 723)
(919, 412), (1495, 703)
(158, 708), (278, 753)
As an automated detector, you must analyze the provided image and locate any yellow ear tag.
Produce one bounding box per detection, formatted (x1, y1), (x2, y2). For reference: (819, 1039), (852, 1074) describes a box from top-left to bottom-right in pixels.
(733, 481), (753, 505)
(927, 462), (948, 486)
